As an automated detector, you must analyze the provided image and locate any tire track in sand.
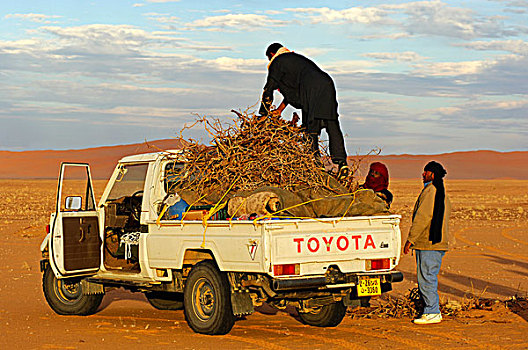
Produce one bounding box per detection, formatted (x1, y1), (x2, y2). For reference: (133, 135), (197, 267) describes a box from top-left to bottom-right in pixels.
(89, 315), (181, 324)
(88, 315), (290, 349)
(239, 324), (367, 350)
(335, 325), (436, 350)
(225, 334), (291, 350)
(88, 315), (290, 350)
(455, 227), (528, 262)
(400, 324), (507, 350)
(501, 227), (528, 246)
(242, 323), (437, 350)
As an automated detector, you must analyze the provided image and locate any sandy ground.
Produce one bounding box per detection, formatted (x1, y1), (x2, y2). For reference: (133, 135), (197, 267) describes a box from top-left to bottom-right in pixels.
(1, 179), (527, 349)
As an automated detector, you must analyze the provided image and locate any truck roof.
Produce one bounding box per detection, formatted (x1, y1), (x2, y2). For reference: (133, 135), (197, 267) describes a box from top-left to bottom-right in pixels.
(118, 150), (183, 163)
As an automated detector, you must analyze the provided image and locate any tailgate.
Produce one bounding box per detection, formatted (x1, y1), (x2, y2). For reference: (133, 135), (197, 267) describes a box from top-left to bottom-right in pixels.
(266, 215), (401, 277)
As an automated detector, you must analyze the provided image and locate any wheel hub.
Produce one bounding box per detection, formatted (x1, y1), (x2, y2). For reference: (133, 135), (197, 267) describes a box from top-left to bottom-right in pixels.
(193, 278), (216, 320)
(54, 278), (82, 303)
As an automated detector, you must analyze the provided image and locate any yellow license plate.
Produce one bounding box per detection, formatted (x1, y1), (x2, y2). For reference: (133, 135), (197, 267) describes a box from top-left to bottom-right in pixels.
(357, 277), (381, 297)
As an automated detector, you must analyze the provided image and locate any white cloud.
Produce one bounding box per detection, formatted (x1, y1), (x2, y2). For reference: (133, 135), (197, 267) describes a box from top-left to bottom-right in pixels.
(494, 0), (528, 13)
(440, 98), (528, 114)
(285, 6), (391, 25)
(363, 51), (427, 62)
(382, 0), (516, 39)
(461, 39), (528, 55)
(284, 2), (521, 40)
(105, 106), (192, 118)
(4, 13), (61, 23)
(37, 24), (178, 56)
(145, 13), (180, 24)
(184, 13), (289, 31)
(0, 38), (42, 54)
(264, 10), (284, 15)
(360, 32), (411, 40)
(210, 57), (265, 73)
(413, 60), (488, 76)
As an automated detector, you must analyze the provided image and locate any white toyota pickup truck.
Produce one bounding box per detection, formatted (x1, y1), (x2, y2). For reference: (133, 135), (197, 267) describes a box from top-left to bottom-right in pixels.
(40, 151), (403, 335)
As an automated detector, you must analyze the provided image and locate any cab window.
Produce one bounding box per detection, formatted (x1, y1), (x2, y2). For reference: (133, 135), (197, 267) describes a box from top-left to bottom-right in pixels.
(60, 164), (96, 211)
(107, 163), (148, 200)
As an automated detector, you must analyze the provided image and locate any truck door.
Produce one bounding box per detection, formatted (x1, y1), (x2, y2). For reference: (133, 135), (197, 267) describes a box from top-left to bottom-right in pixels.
(50, 163), (101, 276)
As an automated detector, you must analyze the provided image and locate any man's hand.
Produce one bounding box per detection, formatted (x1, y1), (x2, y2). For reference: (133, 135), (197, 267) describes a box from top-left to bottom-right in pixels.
(289, 112), (300, 126)
(271, 101), (286, 117)
(270, 109), (282, 117)
(403, 241), (413, 255)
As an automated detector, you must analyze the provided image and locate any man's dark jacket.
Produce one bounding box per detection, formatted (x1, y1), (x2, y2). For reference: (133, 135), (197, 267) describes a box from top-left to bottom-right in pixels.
(259, 52), (339, 125)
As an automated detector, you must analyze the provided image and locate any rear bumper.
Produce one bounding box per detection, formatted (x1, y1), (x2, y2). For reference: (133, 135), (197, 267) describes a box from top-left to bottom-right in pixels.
(271, 270), (403, 291)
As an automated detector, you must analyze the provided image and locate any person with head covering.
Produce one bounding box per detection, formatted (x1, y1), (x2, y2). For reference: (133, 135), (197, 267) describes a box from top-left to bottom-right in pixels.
(362, 162), (393, 207)
(404, 161), (451, 325)
(259, 42), (349, 179)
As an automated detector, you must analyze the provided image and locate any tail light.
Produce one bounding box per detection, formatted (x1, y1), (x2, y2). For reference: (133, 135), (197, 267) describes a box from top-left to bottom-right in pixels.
(46, 225), (50, 234)
(273, 263), (300, 276)
(366, 258), (390, 271)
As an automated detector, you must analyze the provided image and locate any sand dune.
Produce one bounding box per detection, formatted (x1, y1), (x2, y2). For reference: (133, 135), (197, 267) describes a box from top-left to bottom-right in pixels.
(353, 150), (528, 180)
(0, 139), (186, 180)
(0, 139), (526, 179)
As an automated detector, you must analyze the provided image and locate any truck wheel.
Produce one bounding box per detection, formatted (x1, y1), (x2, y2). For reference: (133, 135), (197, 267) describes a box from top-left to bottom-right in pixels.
(42, 266), (103, 315)
(145, 291), (184, 310)
(298, 301), (347, 327)
(183, 261), (235, 335)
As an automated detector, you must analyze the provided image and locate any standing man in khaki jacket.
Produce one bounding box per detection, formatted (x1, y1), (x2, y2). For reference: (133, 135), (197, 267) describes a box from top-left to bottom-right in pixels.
(404, 161), (451, 325)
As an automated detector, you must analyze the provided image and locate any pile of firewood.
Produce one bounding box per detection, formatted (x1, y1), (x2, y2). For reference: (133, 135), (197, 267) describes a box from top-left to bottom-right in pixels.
(349, 288), (425, 319)
(169, 111), (353, 200)
(348, 288), (517, 319)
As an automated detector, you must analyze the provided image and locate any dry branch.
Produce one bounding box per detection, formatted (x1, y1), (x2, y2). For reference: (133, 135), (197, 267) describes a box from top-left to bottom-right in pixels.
(168, 111), (357, 203)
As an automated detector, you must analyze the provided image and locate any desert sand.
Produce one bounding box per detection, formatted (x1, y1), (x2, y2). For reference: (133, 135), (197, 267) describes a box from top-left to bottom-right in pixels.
(0, 178), (527, 349)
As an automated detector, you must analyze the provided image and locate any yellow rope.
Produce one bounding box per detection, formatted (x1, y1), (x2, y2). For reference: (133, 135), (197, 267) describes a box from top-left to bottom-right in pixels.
(200, 175), (241, 248)
(336, 189), (370, 223)
(160, 176), (371, 246)
(182, 194), (208, 221)
(156, 204), (169, 226)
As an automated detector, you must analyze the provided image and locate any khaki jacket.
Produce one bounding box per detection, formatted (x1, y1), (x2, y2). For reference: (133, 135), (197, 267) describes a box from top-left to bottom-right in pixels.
(407, 183), (451, 251)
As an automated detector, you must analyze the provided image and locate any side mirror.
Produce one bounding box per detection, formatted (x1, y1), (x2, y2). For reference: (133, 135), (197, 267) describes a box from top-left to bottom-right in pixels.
(65, 196), (82, 211)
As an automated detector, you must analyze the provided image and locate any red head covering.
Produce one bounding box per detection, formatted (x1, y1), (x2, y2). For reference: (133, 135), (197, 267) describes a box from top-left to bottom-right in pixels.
(364, 162), (389, 192)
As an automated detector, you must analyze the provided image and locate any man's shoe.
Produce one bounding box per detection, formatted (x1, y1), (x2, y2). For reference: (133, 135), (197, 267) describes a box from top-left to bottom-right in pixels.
(413, 313), (442, 324)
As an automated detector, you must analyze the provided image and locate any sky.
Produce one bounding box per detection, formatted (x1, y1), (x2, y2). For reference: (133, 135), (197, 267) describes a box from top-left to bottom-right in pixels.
(1, 0), (527, 154)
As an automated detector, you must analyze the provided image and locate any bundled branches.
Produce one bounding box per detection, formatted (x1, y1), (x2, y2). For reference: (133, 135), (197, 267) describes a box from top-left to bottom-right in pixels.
(349, 288), (523, 320)
(170, 111), (343, 201)
(350, 288), (425, 319)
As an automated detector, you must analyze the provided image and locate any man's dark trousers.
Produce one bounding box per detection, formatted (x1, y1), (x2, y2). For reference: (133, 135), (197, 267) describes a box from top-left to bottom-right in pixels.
(305, 118), (347, 165)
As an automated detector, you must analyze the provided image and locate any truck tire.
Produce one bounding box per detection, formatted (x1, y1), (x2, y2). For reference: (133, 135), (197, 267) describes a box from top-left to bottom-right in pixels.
(42, 266), (103, 315)
(298, 301), (347, 327)
(183, 261), (235, 335)
(145, 291), (184, 310)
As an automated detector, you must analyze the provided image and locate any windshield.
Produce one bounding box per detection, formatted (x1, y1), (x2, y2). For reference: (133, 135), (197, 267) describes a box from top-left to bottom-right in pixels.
(107, 163), (148, 200)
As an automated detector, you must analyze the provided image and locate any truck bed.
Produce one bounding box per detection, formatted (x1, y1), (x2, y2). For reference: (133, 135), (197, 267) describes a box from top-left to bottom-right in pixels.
(145, 214), (401, 277)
